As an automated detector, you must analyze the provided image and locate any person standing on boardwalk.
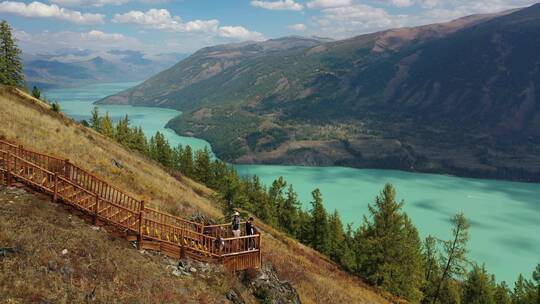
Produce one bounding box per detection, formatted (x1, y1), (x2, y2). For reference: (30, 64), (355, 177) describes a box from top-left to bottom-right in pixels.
(232, 211), (241, 237)
(246, 217), (257, 250)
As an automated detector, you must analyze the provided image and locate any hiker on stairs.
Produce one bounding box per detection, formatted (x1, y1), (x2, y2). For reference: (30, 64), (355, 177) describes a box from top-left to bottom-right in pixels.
(246, 217), (257, 250)
(232, 211), (241, 237)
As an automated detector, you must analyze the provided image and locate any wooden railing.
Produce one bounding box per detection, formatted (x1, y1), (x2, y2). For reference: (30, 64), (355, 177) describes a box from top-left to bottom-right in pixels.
(0, 139), (261, 271)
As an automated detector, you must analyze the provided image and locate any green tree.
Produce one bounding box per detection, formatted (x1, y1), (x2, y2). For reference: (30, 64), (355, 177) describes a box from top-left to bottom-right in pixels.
(422, 236), (441, 304)
(101, 112), (114, 137)
(309, 188), (329, 253)
(433, 213), (470, 304)
(0, 20), (24, 88)
(115, 115), (131, 146)
(31, 86), (41, 99)
(281, 184), (300, 235)
(194, 146), (211, 184)
(462, 264), (495, 304)
(327, 210), (345, 263)
(494, 281), (511, 304)
(533, 264), (540, 304)
(356, 183), (425, 303)
(512, 274), (536, 304)
(90, 107), (102, 132)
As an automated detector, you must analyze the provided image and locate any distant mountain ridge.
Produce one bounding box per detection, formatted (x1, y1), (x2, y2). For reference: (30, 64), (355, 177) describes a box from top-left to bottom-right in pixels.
(24, 50), (188, 89)
(99, 5), (540, 182)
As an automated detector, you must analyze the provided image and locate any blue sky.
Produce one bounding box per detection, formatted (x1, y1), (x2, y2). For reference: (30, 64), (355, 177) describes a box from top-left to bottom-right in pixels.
(0, 0), (537, 57)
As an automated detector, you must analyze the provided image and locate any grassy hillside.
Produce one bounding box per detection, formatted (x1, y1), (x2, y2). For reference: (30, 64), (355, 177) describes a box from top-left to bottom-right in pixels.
(0, 187), (252, 303)
(0, 86), (391, 304)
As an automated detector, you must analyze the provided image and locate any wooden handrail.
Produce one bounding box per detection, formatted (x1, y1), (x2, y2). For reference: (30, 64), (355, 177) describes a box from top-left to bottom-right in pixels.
(0, 138), (261, 271)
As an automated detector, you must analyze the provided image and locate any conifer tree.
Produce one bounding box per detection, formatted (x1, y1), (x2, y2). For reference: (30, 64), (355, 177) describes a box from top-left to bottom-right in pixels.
(462, 264), (495, 304)
(281, 184), (300, 235)
(433, 213), (470, 304)
(179, 145), (194, 177)
(101, 112), (114, 137)
(356, 183), (425, 303)
(327, 210), (345, 262)
(90, 107), (101, 132)
(0, 20), (24, 88)
(422, 236), (441, 303)
(308, 188), (328, 253)
(194, 146), (211, 184)
(493, 281), (511, 304)
(269, 177), (286, 227)
(31, 86), (41, 99)
(115, 115), (131, 146)
(512, 274), (536, 304)
(533, 264), (540, 304)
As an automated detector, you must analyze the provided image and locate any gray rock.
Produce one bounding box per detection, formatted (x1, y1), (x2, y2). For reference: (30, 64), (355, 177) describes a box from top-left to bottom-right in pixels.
(226, 288), (245, 304)
(244, 264), (301, 304)
(47, 260), (58, 271)
(0, 247), (17, 258)
(60, 265), (74, 277)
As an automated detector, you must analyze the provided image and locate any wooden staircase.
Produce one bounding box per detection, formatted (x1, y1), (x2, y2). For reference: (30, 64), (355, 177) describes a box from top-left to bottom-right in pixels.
(0, 139), (261, 271)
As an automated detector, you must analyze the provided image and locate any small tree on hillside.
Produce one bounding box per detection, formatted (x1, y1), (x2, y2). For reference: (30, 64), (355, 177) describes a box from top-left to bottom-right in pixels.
(356, 183), (425, 303)
(90, 107), (101, 132)
(0, 20), (24, 88)
(31, 86), (41, 99)
(101, 112), (114, 138)
(309, 188), (329, 253)
(462, 264), (495, 304)
(432, 213), (470, 304)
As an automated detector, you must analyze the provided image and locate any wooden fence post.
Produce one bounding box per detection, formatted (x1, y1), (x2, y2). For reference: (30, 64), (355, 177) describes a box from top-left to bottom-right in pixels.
(259, 234), (262, 268)
(6, 151), (12, 187)
(64, 159), (70, 179)
(93, 195), (99, 225)
(53, 173), (58, 202)
(180, 228), (185, 259)
(137, 201), (145, 250)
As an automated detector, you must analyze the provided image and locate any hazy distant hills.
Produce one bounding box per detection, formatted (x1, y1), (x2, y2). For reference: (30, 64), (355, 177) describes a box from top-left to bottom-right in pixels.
(24, 50), (188, 89)
(98, 4), (540, 182)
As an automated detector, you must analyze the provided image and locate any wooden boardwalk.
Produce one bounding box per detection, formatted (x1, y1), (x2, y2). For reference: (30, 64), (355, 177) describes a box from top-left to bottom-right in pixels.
(0, 139), (261, 271)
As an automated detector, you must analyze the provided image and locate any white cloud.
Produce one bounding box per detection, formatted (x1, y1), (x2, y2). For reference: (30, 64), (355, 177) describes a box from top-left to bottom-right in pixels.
(218, 26), (265, 40)
(49, 0), (169, 7)
(389, 0), (415, 8)
(250, 0), (304, 11)
(314, 4), (406, 37)
(306, 0), (352, 9)
(113, 9), (264, 41)
(0, 1), (104, 24)
(288, 23), (307, 31)
(15, 30), (141, 53)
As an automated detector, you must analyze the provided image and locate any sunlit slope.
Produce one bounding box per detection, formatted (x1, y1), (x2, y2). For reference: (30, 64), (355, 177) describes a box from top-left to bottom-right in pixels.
(0, 86), (391, 303)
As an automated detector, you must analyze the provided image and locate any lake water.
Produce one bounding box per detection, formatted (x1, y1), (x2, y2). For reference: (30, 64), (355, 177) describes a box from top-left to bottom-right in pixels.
(45, 82), (540, 284)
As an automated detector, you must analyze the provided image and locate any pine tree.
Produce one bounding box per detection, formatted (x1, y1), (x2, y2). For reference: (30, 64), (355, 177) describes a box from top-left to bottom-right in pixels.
(356, 183), (425, 303)
(115, 115), (131, 146)
(281, 184), (300, 235)
(194, 146), (211, 184)
(340, 224), (357, 272)
(493, 281), (511, 304)
(0, 20), (24, 88)
(90, 107), (101, 132)
(31, 86), (41, 99)
(512, 274), (536, 304)
(433, 213), (470, 304)
(309, 188), (329, 253)
(269, 177), (287, 228)
(462, 264), (495, 304)
(327, 210), (345, 263)
(422, 236), (441, 304)
(179, 145), (194, 177)
(101, 112), (114, 137)
(533, 264), (540, 304)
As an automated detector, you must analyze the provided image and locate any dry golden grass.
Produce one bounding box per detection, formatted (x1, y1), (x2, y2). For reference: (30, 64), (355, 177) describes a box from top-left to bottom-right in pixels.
(0, 86), (218, 218)
(0, 86), (392, 304)
(0, 188), (255, 304)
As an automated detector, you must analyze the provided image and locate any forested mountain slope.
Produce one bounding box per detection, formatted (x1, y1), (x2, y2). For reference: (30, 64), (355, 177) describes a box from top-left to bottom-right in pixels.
(99, 4), (540, 182)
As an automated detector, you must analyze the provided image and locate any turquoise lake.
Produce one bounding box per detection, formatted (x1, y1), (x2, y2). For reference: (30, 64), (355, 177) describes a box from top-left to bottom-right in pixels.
(45, 82), (540, 284)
